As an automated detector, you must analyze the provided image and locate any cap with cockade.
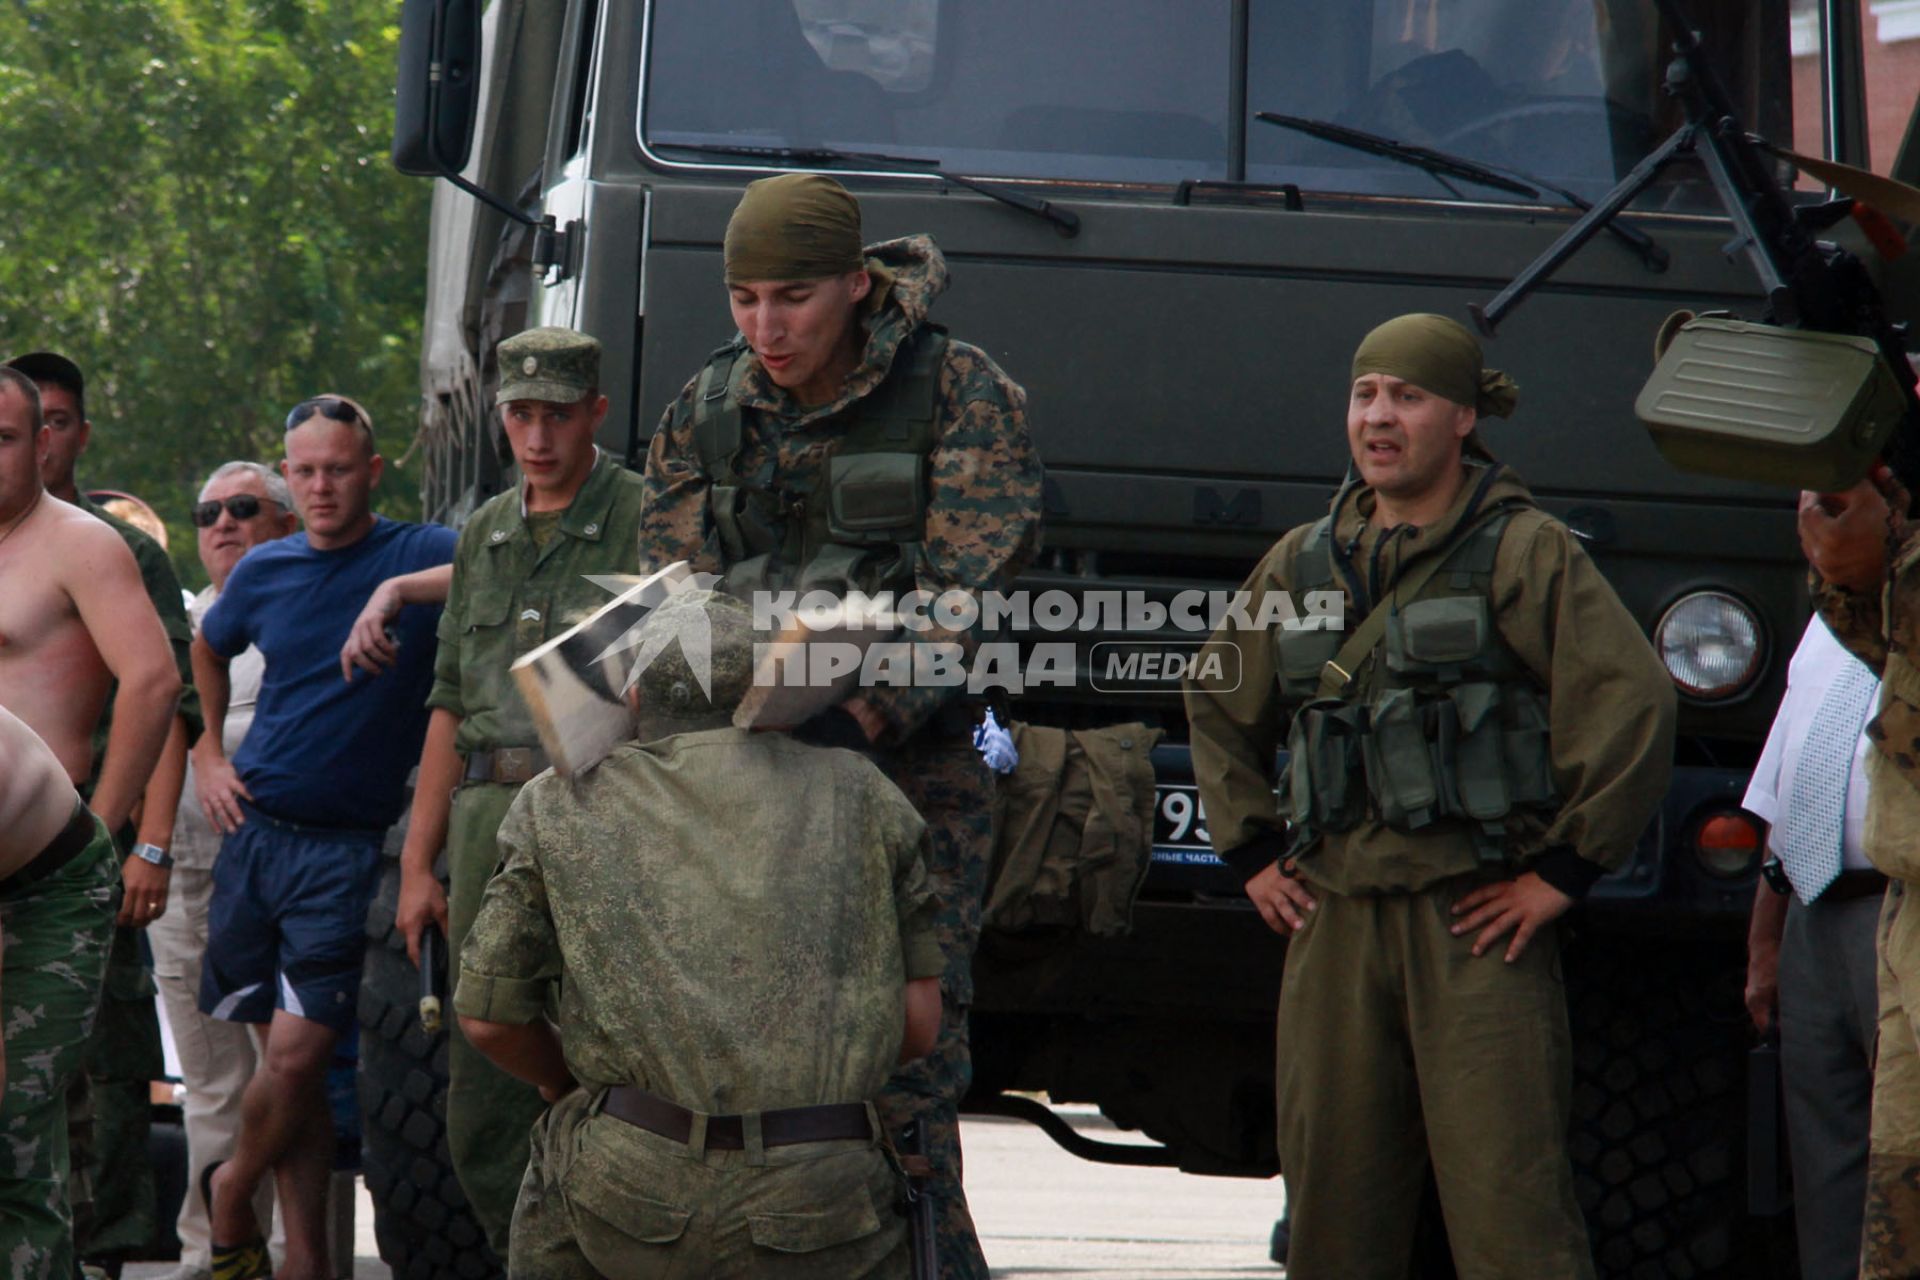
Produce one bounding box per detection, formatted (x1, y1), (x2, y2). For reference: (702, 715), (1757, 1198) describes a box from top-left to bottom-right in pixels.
(495, 327), (602, 406)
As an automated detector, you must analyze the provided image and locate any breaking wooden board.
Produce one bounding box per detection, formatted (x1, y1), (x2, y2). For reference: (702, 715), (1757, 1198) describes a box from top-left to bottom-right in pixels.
(510, 562), (694, 775)
(733, 599), (903, 731)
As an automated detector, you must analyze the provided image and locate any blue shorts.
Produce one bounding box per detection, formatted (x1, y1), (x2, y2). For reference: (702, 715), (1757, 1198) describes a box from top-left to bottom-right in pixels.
(200, 805), (385, 1034)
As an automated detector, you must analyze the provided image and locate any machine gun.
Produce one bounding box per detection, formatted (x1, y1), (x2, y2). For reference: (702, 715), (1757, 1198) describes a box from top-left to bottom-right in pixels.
(1471, 0), (1920, 497)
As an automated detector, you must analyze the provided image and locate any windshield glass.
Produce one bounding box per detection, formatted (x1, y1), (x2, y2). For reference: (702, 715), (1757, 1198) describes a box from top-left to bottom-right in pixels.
(641, 0), (1801, 208)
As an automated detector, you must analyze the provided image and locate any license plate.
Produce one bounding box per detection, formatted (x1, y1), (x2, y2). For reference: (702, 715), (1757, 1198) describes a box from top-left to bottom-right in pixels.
(1153, 782), (1213, 851)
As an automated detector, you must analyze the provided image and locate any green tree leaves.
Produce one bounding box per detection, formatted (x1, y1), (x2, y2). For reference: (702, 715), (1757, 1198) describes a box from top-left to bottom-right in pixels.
(0, 0), (431, 585)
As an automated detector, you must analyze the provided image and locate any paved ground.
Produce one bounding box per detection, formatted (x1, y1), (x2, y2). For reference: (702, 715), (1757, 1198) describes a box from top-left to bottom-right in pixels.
(128, 1108), (1285, 1280)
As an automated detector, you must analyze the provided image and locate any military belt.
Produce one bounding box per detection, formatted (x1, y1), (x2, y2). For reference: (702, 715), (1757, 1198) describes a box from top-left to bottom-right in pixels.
(462, 747), (552, 785)
(0, 800), (96, 893)
(601, 1084), (873, 1150)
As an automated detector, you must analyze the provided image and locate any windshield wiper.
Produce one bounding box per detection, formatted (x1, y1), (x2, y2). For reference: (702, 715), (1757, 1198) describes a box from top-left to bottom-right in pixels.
(656, 142), (1080, 237)
(1254, 112), (1667, 272)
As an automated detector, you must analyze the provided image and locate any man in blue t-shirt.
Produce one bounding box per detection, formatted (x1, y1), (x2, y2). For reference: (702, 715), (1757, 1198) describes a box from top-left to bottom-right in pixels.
(189, 394), (456, 1280)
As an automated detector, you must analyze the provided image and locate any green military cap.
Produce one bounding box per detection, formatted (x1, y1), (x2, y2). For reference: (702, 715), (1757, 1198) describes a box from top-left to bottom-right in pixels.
(496, 327), (601, 405)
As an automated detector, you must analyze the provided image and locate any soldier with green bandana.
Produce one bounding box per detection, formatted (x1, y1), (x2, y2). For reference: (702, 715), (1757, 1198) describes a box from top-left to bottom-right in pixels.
(638, 173), (1044, 1278)
(379, 325), (649, 1253)
(1184, 314), (1674, 1279)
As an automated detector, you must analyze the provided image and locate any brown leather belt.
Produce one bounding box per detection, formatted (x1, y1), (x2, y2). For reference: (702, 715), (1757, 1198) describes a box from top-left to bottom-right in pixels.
(601, 1085), (872, 1151)
(1820, 870), (1890, 903)
(462, 747), (551, 785)
(1, 801), (97, 893)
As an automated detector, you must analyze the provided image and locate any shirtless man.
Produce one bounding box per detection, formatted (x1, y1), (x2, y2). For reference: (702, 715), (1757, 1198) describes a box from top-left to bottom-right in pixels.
(0, 368), (180, 835)
(0, 383), (170, 1280)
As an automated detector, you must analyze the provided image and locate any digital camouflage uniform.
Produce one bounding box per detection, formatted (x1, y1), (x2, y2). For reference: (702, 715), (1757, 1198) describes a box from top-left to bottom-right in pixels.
(639, 234), (1043, 1278)
(455, 594), (944, 1279)
(71, 493), (199, 1265)
(2, 809), (120, 1280)
(427, 327), (650, 1251)
(1185, 464), (1675, 1280)
(1816, 523), (1920, 1277)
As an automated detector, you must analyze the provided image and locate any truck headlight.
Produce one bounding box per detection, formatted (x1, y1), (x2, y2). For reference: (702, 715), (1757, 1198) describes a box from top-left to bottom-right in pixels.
(1655, 591), (1763, 700)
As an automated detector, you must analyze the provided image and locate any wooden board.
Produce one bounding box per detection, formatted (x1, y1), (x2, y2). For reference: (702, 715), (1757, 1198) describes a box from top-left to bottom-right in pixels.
(509, 562), (694, 775)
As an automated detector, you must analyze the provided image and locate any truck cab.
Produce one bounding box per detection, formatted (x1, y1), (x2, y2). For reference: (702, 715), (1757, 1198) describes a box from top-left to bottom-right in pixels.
(373, 3), (1920, 1276)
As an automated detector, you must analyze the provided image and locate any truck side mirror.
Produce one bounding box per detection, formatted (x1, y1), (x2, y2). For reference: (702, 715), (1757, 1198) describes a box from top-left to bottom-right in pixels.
(393, 0), (481, 177)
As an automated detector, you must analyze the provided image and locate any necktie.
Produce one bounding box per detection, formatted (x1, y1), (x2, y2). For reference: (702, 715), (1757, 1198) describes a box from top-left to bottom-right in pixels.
(1778, 659), (1878, 902)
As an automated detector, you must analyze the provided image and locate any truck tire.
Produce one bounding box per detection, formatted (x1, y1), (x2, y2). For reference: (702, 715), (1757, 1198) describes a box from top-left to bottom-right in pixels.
(358, 854), (502, 1280)
(1564, 932), (1796, 1280)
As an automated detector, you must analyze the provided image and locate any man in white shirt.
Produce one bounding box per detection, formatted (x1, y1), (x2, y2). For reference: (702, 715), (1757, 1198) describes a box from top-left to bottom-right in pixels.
(1743, 614), (1885, 1280)
(150, 461), (294, 1280)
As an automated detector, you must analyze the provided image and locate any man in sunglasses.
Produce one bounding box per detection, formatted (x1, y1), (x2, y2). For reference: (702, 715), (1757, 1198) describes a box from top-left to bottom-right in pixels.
(146, 462), (296, 1280)
(5, 349), (202, 1272)
(191, 396), (455, 1280)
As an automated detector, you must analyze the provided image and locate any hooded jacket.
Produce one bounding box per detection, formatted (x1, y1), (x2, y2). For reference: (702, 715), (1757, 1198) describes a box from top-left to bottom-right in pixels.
(1186, 462), (1676, 896)
(639, 235), (1044, 743)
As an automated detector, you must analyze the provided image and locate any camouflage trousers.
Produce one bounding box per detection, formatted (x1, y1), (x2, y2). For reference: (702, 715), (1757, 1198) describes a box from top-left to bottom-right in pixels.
(68, 924), (163, 1262)
(508, 1089), (908, 1280)
(0, 816), (118, 1280)
(445, 780), (546, 1255)
(874, 737), (992, 1280)
(1864, 880), (1920, 1278)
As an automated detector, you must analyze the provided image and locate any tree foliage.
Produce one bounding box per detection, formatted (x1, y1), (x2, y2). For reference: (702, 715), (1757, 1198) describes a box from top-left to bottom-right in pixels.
(0, 0), (431, 585)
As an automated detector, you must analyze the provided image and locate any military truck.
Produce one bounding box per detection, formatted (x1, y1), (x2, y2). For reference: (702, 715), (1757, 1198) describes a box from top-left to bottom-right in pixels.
(360, 2), (1920, 1276)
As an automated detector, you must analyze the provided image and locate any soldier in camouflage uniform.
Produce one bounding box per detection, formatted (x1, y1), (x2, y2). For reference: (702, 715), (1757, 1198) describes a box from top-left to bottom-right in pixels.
(1803, 467), (1920, 1276)
(382, 326), (650, 1252)
(5, 351), (200, 1271)
(0, 708), (121, 1280)
(638, 173), (1044, 1278)
(457, 590), (943, 1279)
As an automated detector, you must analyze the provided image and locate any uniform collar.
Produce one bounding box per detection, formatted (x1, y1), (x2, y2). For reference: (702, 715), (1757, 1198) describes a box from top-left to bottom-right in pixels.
(510, 448), (615, 543)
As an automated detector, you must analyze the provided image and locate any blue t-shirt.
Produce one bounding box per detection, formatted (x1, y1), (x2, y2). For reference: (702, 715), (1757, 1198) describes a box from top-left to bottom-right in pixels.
(201, 517), (458, 829)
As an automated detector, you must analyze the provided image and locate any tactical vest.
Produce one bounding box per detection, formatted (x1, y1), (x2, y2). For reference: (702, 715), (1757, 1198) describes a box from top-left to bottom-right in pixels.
(690, 324), (950, 598)
(1272, 504), (1558, 865)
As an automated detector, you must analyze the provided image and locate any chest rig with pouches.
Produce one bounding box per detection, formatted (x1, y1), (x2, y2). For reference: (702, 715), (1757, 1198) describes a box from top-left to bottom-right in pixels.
(689, 324), (950, 599)
(1271, 499), (1559, 868)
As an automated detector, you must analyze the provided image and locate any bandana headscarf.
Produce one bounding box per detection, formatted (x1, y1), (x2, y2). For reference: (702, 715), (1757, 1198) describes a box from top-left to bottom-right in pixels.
(1350, 313), (1520, 418)
(723, 174), (867, 285)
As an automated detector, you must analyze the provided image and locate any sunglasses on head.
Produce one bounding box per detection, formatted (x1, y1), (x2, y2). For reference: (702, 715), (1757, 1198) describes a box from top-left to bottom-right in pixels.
(284, 396), (369, 433)
(191, 494), (265, 527)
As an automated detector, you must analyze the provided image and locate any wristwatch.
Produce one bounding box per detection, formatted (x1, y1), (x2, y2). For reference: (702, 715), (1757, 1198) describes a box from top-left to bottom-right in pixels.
(130, 842), (175, 870)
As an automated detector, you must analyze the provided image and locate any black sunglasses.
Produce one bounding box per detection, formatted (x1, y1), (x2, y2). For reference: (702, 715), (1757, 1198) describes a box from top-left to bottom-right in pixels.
(191, 494), (266, 527)
(285, 396), (370, 434)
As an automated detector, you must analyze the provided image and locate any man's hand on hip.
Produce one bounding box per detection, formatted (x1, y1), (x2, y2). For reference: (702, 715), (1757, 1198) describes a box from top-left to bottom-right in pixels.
(1246, 860), (1317, 936)
(192, 747), (251, 834)
(1451, 871), (1574, 962)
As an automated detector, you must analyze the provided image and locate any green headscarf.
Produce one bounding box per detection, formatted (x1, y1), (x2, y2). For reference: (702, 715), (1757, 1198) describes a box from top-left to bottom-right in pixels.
(1350, 313), (1520, 418)
(723, 173), (867, 285)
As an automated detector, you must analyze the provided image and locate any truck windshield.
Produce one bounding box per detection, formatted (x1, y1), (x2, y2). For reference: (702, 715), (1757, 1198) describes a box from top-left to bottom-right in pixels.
(640, 0), (1799, 209)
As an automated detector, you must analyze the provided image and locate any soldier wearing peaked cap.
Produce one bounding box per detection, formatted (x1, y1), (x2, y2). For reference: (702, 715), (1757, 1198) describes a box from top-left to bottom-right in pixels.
(1185, 314), (1675, 1278)
(368, 324), (652, 1252)
(637, 172), (1044, 1279)
(458, 588), (944, 1280)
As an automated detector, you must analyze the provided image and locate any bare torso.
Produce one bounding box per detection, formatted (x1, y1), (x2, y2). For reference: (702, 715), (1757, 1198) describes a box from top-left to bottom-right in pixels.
(0, 704), (82, 876)
(0, 496), (115, 783)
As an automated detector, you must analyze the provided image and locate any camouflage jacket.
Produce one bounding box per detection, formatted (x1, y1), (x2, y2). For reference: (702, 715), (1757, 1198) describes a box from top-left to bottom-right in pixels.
(79, 491), (200, 779)
(1185, 463), (1676, 896)
(427, 452), (647, 755)
(1815, 521), (1920, 880)
(639, 235), (1045, 743)
(455, 727), (943, 1113)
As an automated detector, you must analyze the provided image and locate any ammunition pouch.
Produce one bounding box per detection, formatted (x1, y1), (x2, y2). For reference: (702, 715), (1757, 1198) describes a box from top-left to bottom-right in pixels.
(988, 722), (1164, 937)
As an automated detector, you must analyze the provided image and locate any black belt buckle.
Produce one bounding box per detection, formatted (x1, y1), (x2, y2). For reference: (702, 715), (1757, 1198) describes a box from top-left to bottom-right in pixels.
(1761, 858), (1792, 896)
